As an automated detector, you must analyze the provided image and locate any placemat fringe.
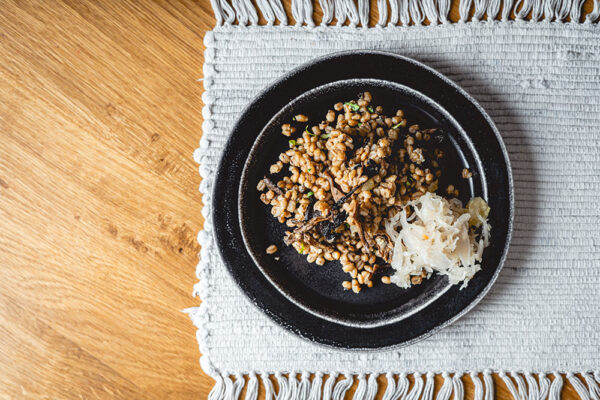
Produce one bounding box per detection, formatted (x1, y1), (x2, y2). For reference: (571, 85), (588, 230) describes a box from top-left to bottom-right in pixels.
(587, 0), (600, 21)
(223, 374), (235, 400)
(453, 373), (465, 400)
(500, 371), (521, 400)
(262, 373), (276, 399)
(381, 372), (396, 400)
(209, 374), (225, 400)
(391, 372), (410, 400)
(299, 372), (312, 399)
(275, 372), (290, 399)
(549, 373), (564, 400)
(583, 373), (600, 400)
(512, 371), (530, 400)
(205, 371), (600, 399)
(321, 373), (338, 400)
(352, 374), (368, 399)
(207, 0), (598, 26)
(255, 0), (275, 25)
(244, 373), (259, 400)
(422, 372), (435, 400)
(333, 374), (353, 399)
(471, 372), (484, 400)
(538, 373), (551, 400)
(309, 372), (324, 400)
(567, 373), (592, 400)
(437, 372), (454, 400)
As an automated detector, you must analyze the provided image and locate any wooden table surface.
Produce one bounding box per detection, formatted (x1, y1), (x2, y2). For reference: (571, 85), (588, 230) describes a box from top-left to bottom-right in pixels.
(0, 1), (593, 398)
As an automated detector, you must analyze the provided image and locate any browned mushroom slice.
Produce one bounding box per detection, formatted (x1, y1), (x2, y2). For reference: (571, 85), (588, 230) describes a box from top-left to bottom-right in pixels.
(283, 215), (330, 245)
(262, 176), (283, 196)
(302, 234), (335, 254)
(347, 199), (372, 254)
(363, 228), (377, 254)
(322, 170), (344, 202)
(373, 231), (394, 263)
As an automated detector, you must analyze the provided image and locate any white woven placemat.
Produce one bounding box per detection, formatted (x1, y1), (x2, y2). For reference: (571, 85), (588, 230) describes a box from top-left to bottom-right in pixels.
(188, 1), (600, 398)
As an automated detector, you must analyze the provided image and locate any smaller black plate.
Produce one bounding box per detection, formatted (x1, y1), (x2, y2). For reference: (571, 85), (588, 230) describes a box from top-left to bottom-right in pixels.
(213, 51), (513, 349)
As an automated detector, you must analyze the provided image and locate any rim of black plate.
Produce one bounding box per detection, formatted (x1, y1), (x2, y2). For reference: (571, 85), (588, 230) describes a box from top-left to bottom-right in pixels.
(211, 50), (514, 350)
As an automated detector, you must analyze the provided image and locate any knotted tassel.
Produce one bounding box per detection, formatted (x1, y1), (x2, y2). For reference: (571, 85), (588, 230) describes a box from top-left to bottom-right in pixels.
(405, 373), (424, 400)
(262, 374), (276, 400)
(308, 372), (324, 400)
(208, 374), (225, 400)
(322, 373), (338, 400)
(499, 371), (520, 400)
(333, 374), (353, 400)
(471, 372), (484, 400)
(567, 373), (591, 400)
(548, 373), (563, 400)
(353, 374), (368, 399)
(437, 372), (454, 400)
(244, 373), (258, 400)
(393, 373), (410, 400)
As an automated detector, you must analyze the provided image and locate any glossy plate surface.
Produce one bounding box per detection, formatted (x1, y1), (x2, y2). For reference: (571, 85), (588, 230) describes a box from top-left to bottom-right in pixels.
(213, 51), (513, 349)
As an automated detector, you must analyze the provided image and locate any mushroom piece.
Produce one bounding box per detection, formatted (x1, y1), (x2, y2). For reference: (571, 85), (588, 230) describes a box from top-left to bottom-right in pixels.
(373, 232), (394, 263)
(262, 176), (283, 196)
(317, 209), (347, 242)
(283, 215), (330, 245)
(347, 199), (372, 254)
(322, 170), (344, 202)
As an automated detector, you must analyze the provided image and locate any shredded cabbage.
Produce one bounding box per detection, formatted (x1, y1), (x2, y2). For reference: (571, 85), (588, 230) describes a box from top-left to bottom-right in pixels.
(384, 192), (491, 289)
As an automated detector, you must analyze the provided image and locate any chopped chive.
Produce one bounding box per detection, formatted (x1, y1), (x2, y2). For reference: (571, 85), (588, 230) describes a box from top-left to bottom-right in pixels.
(289, 139), (296, 146)
(392, 120), (407, 129)
(292, 116), (296, 121)
(320, 133), (331, 139)
(299, 243), (305, 254)
(345, 223), (350, 229)
(357, 122), (362, 128)
(368, 106), (374, 113)
(344, 102), (360, 111)
(305, 191), (314, 197)
(307, 167), (312, 172)
(304, 125), (314, 136)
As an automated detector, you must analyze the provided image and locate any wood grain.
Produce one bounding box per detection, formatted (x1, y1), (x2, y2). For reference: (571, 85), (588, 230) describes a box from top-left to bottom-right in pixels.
(0, 0), (592, 398)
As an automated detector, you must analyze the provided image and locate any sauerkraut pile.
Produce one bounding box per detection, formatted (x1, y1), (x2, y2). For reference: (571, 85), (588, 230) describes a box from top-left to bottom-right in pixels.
(385, 192), (491, 289)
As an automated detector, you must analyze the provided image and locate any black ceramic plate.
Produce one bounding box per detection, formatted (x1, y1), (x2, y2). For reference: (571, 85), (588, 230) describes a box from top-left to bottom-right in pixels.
(213, 51), (513, 349)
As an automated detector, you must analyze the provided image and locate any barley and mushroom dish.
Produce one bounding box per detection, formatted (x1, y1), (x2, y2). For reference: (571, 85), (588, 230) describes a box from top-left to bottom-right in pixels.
(257, 92), (491, 294)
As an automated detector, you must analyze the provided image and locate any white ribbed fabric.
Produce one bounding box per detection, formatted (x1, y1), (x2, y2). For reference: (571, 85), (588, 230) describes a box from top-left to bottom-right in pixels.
(189, 4), (600, 398)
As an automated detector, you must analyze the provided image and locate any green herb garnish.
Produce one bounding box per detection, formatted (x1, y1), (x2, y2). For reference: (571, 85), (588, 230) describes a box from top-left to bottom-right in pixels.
(305, 191), (314, 197)
(304, 125), (315, 136)
(345, 223), (350, 229)
(368, 106), (374, 113)
(321, 133), (331, 139)
(307, 167), (312, 173)
(289, 139), (296, 146)
(298, 243), (305, 254)
(344, 102), (360, 111)
(357, 122), (362, 128)
(392, 120), (407, 129)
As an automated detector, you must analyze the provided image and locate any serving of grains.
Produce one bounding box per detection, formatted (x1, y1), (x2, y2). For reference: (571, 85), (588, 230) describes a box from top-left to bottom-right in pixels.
(257, 92), (460, 294)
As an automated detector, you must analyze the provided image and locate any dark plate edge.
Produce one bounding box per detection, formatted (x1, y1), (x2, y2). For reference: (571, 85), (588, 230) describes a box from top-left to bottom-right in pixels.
(212, 49), (514, 351)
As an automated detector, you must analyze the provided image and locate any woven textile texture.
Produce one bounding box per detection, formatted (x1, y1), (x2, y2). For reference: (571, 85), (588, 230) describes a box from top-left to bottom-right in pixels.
(189, 15), (600, 399)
